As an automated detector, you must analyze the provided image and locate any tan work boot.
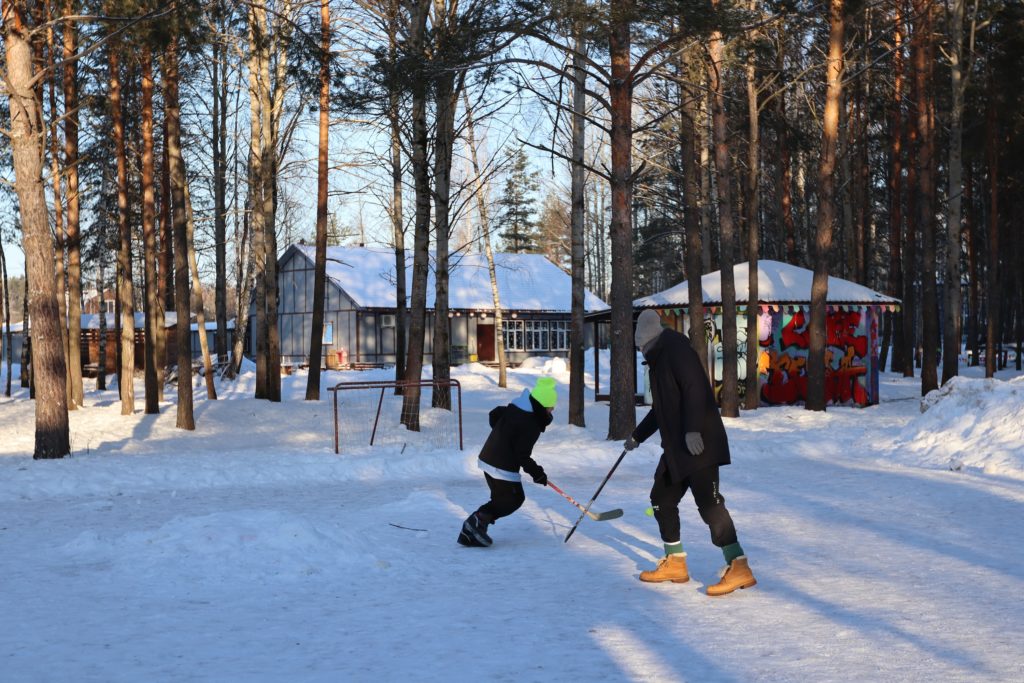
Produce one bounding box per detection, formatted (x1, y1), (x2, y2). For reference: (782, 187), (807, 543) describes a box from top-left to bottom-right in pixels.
(639, 553), (690, 583)
(706, 556), (757, 596)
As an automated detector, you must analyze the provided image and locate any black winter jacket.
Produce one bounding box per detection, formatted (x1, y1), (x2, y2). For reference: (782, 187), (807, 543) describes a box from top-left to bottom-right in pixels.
(477, 389), (552, 481)
(633, 328), (731, 482)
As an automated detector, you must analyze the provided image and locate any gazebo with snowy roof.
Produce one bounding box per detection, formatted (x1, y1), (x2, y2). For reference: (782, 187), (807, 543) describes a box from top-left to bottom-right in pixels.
(590, 260), (901, 407)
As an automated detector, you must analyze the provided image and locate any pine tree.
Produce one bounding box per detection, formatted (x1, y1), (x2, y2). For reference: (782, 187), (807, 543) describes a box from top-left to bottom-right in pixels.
(496, 146), (540, 253)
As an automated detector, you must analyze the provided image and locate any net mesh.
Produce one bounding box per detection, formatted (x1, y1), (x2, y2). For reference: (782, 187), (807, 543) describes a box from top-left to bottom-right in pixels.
(331, 381), (462, 454)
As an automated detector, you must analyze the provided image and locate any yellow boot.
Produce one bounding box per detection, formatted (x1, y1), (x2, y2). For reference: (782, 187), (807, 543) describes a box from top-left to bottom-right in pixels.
(707, 556), (757, 596)
(639, 553), (690, 583)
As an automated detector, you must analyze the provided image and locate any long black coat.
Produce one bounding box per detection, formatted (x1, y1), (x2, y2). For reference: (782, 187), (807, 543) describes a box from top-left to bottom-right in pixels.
(633, 328), (731, 482)
(477, 390), (551, 480)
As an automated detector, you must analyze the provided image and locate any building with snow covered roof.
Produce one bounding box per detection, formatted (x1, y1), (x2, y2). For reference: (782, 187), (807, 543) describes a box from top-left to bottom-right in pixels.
(589, 260), (901, 407)
(267, 244), (608, 368)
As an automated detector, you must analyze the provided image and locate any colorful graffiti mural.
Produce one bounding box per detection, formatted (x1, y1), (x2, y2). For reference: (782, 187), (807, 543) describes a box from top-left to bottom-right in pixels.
(760, 307), (878, 406)
(667, 305), (882, 407)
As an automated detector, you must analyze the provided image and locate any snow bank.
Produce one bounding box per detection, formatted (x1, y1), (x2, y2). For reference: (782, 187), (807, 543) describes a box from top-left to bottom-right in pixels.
(889, 376), (1024, 477)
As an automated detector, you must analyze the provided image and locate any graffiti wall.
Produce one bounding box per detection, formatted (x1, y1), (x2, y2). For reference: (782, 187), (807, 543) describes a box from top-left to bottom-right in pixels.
(670, 305), (882, 407)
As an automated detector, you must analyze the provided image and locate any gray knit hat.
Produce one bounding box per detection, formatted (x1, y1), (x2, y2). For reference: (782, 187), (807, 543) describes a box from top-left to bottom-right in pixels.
(634, 309), (664, 352)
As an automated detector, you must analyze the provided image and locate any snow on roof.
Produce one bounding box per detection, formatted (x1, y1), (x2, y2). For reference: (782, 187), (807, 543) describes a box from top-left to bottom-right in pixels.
(629, 260), (900, 309)
(293, 245), (608, 313)
(81, 313), (146, 330)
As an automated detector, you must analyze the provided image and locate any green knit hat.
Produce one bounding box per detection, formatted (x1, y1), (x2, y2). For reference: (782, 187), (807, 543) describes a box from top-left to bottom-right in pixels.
(530, 377), (558, 409)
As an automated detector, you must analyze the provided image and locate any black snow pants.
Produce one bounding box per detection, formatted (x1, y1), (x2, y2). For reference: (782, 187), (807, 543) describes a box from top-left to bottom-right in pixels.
(649, 463), (738, 548)
(476, 473), (525, 523)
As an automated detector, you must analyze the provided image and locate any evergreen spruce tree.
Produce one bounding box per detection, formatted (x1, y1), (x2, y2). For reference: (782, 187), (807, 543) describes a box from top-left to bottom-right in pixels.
(496, 146), (540, 253)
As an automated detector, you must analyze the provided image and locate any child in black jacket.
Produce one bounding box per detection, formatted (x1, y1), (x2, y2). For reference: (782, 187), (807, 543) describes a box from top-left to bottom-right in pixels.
(459, 376), (558, 547)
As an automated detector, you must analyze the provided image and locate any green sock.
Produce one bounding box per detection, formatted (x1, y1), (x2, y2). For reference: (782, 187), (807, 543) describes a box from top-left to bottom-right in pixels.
(664, 541), (684, 556)
(722, 542), (744, 564)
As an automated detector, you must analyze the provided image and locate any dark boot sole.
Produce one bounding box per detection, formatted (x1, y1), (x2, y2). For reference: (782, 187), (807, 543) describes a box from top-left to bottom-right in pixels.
(458, 530), (485, 547)
(462, 521), (492, 547)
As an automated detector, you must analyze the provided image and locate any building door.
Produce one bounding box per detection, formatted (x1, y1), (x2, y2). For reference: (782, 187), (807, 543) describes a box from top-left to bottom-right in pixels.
(476, 324), (495, 362)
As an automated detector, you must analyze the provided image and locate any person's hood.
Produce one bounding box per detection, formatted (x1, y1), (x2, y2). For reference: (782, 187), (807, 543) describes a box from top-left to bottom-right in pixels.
(511, 389), (553, 430)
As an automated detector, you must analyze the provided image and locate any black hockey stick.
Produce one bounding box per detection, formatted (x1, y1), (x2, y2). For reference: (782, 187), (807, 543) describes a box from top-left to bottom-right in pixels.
(564, 448), (628, 543)
(547, 482), (623, 521)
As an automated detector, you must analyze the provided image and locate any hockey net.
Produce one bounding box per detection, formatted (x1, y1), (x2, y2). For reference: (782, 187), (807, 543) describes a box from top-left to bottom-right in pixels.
(328, 379), (464, 454)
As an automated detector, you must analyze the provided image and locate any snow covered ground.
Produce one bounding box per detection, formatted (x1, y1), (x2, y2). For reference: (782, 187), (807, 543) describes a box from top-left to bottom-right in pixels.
(1, 355), (1023, 682)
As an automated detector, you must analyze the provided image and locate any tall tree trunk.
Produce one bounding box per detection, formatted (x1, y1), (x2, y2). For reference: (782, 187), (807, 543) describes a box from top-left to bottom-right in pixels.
(965, 164), (979, 365)
(400, 0), (431, 432)
(888, 2), (905, 373)
(984, 89), (998, 378)
(431, 68), (459, 411)
(96, 260), (107, 390)
(263, 4), (285, 403)
(213, 1), (229, 367)
(914, 0), (938, 395)
(160, 115), (173, 313)
(388, 1), (406, 389)
(306, 0), (330, 401)
(568, 24), (587, 427)
(248, 11), (269, 398)
(776, 50), (796, 266)
(708, 0), (739, 417)
(184, 179), (217, 399)
(606, 0), (636, 439)
(63, 0), (83, 407)
(230, 207), (254, 377)
(46, 16), (74, 411)
(164, 37), (195, 430)
(2, 1), (70, 457)
(902, 22), (919, 379)
(1, 243), (12, 396)
(21, 275), (30, 389)
(110, 49), (135, 415)
(681, 48), (706, 368)
(463, 91), (507, 389)
(141, 47), (161, 414)
(744, 38), (760, 410)
(942, 0), (968, 385)
(806, 0), (845, 412)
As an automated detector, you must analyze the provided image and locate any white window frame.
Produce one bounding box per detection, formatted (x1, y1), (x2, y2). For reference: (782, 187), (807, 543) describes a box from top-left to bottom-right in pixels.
(502, 320), (524, 351)
(525, 320), (549, 351)
(550, 321), (570, 351)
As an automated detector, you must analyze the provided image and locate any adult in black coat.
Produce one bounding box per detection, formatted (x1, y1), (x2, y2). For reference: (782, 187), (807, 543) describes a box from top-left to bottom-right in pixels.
(459, 377), (557, 547)
(626, 309), (757, 595)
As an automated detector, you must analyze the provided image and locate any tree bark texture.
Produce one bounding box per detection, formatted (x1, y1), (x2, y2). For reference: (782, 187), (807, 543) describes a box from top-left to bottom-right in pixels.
(708, 3), (739, 418)
(164, 38), (195, 430)
(568, 24), (587, 427)
(110, 49), (135, 415)
(400, 0), (432, 432)
(806, 0), (845, 412)
(62, 0), (83, 407)
(913, 0), (938, 395)
(141, 47), (161, 414)
(306, 0), (330, 401)
(606, 0), (637, 440)
(2, 1), (70, 457)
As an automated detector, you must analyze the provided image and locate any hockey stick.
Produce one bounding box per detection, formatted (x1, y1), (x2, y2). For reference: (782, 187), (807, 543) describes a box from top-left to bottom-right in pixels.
(547, 482), (623, 521)
(564, 448), (628, 543)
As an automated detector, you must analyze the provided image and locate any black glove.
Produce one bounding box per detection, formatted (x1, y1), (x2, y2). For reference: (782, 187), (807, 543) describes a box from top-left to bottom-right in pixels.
(623, 435), (640, 451)
(532, 470), (548, 486)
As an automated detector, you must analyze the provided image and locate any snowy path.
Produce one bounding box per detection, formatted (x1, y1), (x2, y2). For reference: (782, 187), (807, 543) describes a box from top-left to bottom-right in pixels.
(2, 364), (1023, 681)
(4, 439), (1023, 680)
